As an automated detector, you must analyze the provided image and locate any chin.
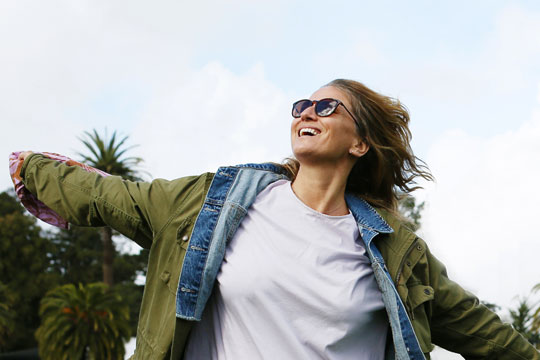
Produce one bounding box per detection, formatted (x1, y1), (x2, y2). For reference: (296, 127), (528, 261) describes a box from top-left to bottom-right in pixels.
(291, 149), (321, 165)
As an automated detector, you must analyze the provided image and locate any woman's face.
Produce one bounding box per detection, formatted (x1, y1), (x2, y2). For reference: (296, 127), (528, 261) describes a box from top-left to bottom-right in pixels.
(291, 86), (367, 166)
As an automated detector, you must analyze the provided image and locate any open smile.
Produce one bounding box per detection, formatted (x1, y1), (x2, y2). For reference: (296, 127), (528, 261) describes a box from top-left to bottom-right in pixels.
(298, 127), (321, 137)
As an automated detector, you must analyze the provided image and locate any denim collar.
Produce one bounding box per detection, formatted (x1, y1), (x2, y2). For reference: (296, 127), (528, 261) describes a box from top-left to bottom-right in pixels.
(345, 194), (394, 234)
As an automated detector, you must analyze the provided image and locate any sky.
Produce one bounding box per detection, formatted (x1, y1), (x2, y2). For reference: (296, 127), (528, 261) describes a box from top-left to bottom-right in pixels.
(2, 1), (540, 358)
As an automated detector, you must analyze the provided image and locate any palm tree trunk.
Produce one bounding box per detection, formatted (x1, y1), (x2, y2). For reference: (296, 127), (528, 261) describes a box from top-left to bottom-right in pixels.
(100, 227), (114, 286)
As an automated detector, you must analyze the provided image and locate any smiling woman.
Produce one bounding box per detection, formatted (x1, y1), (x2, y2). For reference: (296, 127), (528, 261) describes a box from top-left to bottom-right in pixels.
(11, 79), (539, 359)
(285, 79), (433, 214)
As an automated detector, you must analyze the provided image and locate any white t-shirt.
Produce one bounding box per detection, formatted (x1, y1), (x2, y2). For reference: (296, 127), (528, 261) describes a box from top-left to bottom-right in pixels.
(184, 179), (388, 359)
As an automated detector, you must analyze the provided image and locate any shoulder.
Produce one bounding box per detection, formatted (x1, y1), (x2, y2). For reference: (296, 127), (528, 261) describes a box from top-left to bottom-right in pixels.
(375, 207), (421, 253)
(372, 207), (436, 287)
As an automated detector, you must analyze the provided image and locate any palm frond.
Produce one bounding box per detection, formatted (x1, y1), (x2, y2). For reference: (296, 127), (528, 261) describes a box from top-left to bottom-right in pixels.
(76, 129), (148, 181)
(36, 283), (131, 360)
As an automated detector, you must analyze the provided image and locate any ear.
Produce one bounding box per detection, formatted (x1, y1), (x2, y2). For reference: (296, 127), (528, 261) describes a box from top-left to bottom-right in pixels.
(349, 139), (369, 158)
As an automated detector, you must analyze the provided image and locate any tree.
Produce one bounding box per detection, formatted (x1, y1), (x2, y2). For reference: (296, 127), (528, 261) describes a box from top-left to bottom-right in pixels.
(0, 282), (16, 351)
(50, 226), (103, 285)
(531, 283), (540, 347)
(0, 190), (60, 351)
(0, 189), (149, 351)
(49, 225), (149, 334)
(36, 283), (131, 360)
(508, 296), (540, 348)
(77, 129), (146, 286)
(398, 193), (425, 232)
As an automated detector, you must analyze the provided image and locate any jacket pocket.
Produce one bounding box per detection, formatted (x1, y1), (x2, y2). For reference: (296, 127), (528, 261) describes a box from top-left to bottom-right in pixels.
(176, 218), (194, 251)
(159, 218), (195, 294)
(407, 284), (435, 354)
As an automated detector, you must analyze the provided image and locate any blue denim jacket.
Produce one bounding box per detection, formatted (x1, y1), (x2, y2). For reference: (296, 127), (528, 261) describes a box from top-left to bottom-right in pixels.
(174, 163), (425, 360)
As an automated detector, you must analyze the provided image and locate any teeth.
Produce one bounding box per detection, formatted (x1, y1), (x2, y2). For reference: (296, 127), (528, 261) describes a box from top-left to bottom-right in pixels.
(299, 128), (320, 136)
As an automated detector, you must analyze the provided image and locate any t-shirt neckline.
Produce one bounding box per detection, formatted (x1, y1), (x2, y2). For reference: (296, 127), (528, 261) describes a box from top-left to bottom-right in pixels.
(280, 180), (354, 220)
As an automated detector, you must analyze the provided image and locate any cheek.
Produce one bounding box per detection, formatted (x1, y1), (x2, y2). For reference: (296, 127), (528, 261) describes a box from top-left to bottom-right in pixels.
(290, 118), (301, 138)
(290, 117), (299, 131)
(290, 121), (297, 148)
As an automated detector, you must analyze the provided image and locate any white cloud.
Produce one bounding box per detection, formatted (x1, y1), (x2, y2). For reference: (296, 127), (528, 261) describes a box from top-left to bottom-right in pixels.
(421, 98), (540, 309)
(0, 0), (188, 189)
(398, 5), (540, 102)
(410, 5), (540, 99)
(130, 62), (294, 179)
(0, 0), (293, 190)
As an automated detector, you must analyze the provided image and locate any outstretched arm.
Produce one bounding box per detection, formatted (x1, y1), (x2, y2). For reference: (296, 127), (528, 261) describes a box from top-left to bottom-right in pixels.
(427, 248), (539, 359)
(18, 152), (208, 249)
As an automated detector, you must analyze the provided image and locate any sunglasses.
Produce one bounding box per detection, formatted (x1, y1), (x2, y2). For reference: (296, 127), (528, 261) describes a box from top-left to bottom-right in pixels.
(291, 98), (361, 129)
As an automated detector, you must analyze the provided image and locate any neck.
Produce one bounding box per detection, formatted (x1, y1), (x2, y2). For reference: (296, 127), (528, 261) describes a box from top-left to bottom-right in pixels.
(291, 162), (352, 216)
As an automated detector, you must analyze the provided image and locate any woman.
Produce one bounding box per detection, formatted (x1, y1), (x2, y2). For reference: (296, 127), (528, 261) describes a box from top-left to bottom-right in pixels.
(15, 79), (538, 359)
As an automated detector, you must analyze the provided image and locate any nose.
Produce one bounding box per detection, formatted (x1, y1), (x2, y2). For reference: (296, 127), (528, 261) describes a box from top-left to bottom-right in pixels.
(299, 102), (317, 121)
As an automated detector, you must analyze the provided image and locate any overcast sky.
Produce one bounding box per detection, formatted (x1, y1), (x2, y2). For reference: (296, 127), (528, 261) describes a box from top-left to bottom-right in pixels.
(2, 1), (540, 358)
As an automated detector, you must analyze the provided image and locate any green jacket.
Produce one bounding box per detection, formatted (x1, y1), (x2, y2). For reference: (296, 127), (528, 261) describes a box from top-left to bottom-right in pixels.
(21, 154), (539, 359)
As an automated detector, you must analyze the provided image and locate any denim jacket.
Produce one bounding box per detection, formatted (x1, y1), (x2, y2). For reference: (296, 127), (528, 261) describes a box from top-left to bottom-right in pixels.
(174, 163), (424, 359)
(20, 154), (539, 360)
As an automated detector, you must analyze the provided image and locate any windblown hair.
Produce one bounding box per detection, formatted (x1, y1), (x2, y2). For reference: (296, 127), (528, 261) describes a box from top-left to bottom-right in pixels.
(280, 79), (433, 212)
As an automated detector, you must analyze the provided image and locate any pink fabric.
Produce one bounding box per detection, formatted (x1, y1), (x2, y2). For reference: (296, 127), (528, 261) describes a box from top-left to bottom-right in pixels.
(9, 151), (110, 229)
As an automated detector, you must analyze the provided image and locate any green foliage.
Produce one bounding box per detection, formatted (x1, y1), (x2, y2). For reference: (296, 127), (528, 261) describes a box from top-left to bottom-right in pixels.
(77, 129), (146, 181)
(397, 193), (425, 232)
(49, 226), (103, 284)
(49, 225), (148, 335)
(0, 282), (16, 350)
(0, 190), (60, 350)
(0, 190), (24, 216)
(36, 283), (131, 360)
(49, 225), (149, 283)
(508, 296), (540, 348)
(0, 190), (148, 351)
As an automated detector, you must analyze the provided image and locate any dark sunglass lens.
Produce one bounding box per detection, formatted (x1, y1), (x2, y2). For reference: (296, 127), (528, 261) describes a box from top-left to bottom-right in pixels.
(316, 99), (339, 117)
(292, 100), (313, 117)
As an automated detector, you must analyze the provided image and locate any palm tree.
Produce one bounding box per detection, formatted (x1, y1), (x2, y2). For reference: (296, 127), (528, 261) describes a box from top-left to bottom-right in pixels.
(78, 129), (144, 182)
(35, 282), (131, 360)
(78, 129), (145, 286)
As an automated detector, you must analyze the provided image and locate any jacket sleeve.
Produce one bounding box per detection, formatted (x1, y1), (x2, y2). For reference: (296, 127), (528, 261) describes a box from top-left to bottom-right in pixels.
(427, 247), (539, 359)
(20, 153), (205, 249)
